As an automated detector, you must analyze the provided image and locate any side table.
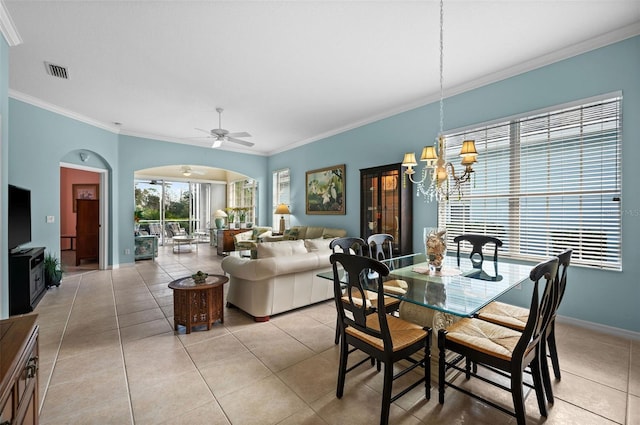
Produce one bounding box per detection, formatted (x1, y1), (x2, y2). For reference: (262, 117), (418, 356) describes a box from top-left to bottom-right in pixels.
(168, 274), (229, 333)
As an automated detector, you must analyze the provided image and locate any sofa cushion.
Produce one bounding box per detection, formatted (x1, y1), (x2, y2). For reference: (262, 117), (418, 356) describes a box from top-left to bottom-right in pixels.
(304, 226), (326, 239)
(304, 237), (333, 252)
(257, 239), (307, 258)
(322, 227), (347, 238)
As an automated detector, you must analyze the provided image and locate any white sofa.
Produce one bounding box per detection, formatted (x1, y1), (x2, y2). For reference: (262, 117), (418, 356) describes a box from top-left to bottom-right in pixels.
(221, 238), (339, 321)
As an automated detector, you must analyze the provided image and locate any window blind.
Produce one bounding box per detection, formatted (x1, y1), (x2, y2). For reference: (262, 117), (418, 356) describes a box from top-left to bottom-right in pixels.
(440, 94), (622, 270)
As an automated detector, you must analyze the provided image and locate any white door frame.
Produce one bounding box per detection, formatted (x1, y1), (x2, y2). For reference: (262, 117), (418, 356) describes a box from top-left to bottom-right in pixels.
(60, 162), (109, 270)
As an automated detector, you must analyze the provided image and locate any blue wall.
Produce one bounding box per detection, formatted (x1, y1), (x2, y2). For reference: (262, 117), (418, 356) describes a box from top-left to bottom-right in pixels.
(3, 36), (640, 332)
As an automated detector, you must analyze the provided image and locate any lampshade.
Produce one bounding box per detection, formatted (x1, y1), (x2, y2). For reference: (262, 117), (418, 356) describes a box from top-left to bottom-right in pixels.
(214, 209), (227, 218)
(275, 204), (290, 215)
(459, 140), (478, 157)
(401, 152), (417, 168)
(420, 146), (438, 161)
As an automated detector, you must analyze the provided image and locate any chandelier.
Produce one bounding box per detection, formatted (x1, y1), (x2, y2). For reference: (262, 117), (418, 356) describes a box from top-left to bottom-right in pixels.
(401, 0), (478, 202)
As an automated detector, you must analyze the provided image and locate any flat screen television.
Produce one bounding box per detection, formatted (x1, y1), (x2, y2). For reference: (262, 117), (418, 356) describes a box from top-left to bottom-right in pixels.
(8, 184), (32, 251)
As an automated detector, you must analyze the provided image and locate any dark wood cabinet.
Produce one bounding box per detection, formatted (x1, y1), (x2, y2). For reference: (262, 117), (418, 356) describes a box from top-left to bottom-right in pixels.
(360, 163), (413, 255)
(216, 229), (244, 256)
(9, 247), (46, 316)
(0, 315), (39, 425)
(76, 199), (99, 265)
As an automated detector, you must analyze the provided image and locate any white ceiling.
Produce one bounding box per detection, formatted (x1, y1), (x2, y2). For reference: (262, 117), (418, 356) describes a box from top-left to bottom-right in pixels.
(5, 1), (640, 156)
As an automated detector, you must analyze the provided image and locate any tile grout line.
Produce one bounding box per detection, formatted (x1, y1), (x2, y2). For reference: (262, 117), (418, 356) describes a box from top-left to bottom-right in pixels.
(37, 275), (83, 416)
(110, 270), (137, 425)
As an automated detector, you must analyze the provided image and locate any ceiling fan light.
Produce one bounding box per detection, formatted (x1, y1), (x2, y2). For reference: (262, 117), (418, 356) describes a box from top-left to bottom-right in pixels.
(211, 139), (223, 148)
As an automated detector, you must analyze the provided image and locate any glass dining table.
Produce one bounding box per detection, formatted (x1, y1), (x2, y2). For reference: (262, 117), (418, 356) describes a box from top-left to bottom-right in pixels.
(317, 252), (533, 318)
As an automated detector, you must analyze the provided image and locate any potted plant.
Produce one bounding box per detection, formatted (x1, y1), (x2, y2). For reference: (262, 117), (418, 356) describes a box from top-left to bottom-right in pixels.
(237, 207), (249, 228)
(225, 207), (236, 229)
(44, 252), (63, 287)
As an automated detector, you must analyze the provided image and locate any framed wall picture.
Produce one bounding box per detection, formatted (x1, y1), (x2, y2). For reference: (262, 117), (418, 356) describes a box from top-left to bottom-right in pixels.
(305, 164), (345, 215)
(73, 184), (99, 212)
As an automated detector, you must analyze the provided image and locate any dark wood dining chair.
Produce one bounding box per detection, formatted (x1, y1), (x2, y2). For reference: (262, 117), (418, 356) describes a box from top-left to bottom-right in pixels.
(438, 256), (559, 425)
(367, 234), (408, 294)
(330, 237), (400, 344)
(331, 253), (431, 425)
(453, 234), (503, 267)
(475, 249), (572, 403)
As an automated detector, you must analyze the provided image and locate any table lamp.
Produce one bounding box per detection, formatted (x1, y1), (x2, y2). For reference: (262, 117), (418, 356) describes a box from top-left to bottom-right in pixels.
(213, 209), (227, 229)
(274, 204), (290, 234)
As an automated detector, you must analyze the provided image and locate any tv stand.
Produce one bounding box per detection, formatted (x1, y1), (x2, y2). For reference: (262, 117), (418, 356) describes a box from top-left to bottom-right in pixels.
(9, 247), (46, 315)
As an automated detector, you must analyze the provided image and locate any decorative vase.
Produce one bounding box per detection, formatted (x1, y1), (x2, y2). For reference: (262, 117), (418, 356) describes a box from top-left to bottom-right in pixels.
(214, 218), (225, 229)
(425, 227), (447, 272)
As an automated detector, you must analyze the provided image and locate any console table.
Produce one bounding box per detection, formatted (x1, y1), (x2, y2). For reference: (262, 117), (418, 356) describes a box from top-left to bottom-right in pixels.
(216, 229), (245, 256)
(168, 274), (229, 333)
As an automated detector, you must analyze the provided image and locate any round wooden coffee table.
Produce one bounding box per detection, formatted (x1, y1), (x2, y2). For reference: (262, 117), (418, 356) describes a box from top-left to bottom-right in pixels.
(168, 274), (228, 334)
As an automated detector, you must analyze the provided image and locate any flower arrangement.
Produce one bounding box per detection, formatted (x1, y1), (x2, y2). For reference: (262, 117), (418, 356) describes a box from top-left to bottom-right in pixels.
(425, 227), (447, 271)
(191, 270), (208, 284)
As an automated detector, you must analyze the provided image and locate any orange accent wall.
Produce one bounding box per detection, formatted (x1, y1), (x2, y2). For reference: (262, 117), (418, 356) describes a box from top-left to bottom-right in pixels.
(60, 168), (100, 249)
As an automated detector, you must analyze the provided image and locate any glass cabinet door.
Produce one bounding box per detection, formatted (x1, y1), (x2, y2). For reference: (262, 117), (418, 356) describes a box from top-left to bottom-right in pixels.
(360, 163), (412, 255)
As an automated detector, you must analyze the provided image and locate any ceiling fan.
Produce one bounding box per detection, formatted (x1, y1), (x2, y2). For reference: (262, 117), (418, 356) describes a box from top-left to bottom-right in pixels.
(195, 107), (254, 148)
(180, 166), (205, 177)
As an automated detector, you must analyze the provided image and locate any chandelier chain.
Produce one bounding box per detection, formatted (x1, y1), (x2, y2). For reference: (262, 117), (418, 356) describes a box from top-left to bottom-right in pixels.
(439, 0), (444, 136)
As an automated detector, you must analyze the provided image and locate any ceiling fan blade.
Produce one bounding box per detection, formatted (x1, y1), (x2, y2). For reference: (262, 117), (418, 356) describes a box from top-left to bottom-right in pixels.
(226, 131), (251, 138)
(227, 137), (255, 147)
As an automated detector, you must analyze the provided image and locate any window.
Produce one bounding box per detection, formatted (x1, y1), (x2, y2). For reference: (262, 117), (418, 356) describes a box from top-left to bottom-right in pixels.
(441, 93), (622, 270)
(228, 178), (257, 223)
(273, 168), (290, 229)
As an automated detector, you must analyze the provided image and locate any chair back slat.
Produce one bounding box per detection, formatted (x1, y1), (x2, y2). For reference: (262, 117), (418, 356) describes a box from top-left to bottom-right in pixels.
(453, 234), (503, 267)
(367, 234), (395, 261)
(553, 249), (573, 315)
(330, 237), (367, 256)
(331, 253), (391, 346)
(514, 257), (559, 359)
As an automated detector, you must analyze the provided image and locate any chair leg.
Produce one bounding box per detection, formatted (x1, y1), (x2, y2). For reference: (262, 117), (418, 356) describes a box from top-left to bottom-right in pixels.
(380, 362), (393, 425)
(540, 338), (554, 404)
(336, 338), (348, 398)
(547, 323), (561, 379)
(334, 317), (340, 345)
(530, 352), (548, 417)
(438, 331), (446, 404)
(510, 370), (527, 425)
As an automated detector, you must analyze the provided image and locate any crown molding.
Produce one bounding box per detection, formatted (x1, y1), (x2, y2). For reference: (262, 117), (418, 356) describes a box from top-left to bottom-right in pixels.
(271, 23), (640, 155)
(444, 22), (640, 101)
(9, 89), (119, 133)
(0, 1), (22, 46)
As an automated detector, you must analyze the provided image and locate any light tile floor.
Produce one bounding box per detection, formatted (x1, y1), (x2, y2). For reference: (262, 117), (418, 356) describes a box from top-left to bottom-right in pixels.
(34, 243), (639, 424)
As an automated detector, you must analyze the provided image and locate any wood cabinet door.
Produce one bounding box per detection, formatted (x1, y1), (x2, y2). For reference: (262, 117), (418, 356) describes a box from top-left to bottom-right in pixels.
(76, 199), (100, 265)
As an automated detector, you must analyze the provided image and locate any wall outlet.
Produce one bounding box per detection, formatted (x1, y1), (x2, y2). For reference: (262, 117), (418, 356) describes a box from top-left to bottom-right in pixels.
(46, 215), (55, 223)
(124, 248), (131, 255)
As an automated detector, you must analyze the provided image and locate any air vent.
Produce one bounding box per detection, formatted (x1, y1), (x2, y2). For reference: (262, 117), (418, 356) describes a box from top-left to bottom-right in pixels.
(44, 62), (68, 79)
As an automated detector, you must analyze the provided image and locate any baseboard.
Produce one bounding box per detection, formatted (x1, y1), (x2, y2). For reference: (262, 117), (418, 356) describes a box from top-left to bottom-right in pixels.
(556, 315), (640, 341)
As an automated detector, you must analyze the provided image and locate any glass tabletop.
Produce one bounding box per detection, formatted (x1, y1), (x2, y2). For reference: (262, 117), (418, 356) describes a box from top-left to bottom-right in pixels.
(318, 253), (532, 317)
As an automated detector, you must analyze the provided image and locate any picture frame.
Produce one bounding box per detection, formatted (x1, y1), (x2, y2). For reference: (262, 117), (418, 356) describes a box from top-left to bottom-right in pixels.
(305, 164), (345, 215)
(73, 184), (99, 212)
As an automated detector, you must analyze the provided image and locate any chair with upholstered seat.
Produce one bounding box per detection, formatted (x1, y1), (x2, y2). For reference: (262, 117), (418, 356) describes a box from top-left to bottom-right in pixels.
(331, 253), (431, 425)
(330, 237), (401, 344)
(438, 256), (559, 425)
(453, 234), (503, 268)
(475, 248), (572, 403)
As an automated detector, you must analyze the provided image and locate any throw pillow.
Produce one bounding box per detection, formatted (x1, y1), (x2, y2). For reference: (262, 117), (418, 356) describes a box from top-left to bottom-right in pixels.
(285, 228), (300, 240)
(304, 237), (332, 252)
